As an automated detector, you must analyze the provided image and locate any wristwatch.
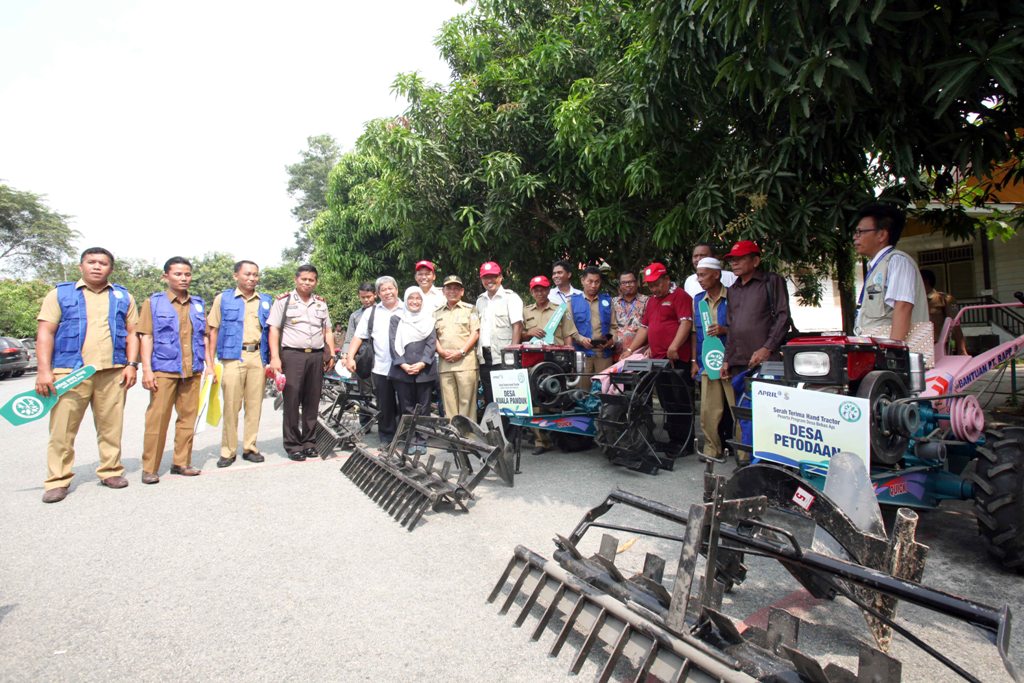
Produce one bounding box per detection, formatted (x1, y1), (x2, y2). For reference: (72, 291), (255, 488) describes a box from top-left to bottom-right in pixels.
(127, 361), (141, 368)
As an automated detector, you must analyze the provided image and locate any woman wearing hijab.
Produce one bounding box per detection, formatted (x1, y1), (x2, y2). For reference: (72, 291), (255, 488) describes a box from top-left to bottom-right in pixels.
(389, 287), (438, 453)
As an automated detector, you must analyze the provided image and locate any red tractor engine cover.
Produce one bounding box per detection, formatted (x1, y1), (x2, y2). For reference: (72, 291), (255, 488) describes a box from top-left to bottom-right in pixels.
(502, 343), (575, 370)
(783, 335), (910, 387)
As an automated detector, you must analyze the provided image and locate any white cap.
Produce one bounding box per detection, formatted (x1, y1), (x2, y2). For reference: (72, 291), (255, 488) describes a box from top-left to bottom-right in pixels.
(696, 257), (722, 270)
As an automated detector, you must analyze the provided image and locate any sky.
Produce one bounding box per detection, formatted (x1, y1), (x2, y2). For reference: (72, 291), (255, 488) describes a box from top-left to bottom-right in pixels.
(0, 0), (465, 273)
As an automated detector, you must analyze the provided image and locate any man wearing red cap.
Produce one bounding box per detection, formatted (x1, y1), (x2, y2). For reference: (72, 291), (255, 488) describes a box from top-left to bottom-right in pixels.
(621, 262), (694, 455)
(722, 240), (791, 373)
(474, 262), (523, 408)
(414, 260), (446, 313)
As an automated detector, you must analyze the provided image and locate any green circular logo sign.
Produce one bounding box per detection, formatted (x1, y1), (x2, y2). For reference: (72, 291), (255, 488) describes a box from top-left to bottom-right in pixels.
(13, 396), (44, 419)
(705, 349), (724, 371)
(839, 401), (861, 422)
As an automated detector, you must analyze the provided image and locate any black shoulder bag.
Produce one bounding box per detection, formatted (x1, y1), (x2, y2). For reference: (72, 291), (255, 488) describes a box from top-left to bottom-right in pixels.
(354, 307), (376, 379)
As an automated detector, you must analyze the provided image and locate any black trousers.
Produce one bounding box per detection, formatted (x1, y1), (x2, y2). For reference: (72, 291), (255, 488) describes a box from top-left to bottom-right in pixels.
(479, 362), (501, 408)
(372, 373), (399, 441)
(395, 380), (432, 419)
(281, 348), (324, 453)
(656, 361), (693, 444)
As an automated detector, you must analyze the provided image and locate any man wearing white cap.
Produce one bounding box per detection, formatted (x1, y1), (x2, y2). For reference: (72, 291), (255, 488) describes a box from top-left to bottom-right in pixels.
(689, 258), (734, 460)
(684, 243), (736, 299)
(474, 261), (523, 409)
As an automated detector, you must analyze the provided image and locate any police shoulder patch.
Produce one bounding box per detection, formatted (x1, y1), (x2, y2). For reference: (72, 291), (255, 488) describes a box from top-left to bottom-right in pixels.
(276, 292), (290, 300)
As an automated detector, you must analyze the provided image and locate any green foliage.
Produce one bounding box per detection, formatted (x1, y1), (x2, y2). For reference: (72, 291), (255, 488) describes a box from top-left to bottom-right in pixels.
(0, 184), (78, 277)
(284, 135), (341, 261)
(0, 279), (50, 337)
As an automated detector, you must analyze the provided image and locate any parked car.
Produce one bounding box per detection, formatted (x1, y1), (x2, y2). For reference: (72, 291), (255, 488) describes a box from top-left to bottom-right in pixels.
(0, 337), (30, 378)
(19, 338), (37, 372)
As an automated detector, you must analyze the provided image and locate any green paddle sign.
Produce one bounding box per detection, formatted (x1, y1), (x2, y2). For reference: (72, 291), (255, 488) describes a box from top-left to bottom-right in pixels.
(0, 365), (96, 426)
(698, 299), (725, 381)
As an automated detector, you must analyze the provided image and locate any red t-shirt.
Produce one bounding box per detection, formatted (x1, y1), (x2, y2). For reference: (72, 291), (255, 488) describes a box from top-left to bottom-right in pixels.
(641, 287), (693, 360)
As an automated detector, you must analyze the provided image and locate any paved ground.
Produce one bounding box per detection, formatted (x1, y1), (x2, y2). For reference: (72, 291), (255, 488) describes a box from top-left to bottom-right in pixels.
(0, 373), (1020, 682)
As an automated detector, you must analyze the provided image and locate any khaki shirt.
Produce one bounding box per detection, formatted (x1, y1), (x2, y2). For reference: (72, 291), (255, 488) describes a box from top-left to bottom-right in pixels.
(37, 279), (139, 372)
(522, 300), (578, 345)
(208, 289), (264, 344)
(138, 291), (198, 378)
(268, 290), (332, 350)
(582, 293), (618, 339)
(434, 301), (479, 373)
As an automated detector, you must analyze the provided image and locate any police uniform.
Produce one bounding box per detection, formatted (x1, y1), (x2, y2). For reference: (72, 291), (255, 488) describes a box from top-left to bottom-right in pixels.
(522, 300), (578, 345)
(208, 288), (273, 463)
(434, 300), (480, 420)
(267, 290), (332, 456)
(37, 280), (138, 492)
(138, 290), (208, 477)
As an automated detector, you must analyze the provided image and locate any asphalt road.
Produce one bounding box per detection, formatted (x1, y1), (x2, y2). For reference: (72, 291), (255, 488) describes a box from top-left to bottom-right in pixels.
(0, 373), (1020, 682)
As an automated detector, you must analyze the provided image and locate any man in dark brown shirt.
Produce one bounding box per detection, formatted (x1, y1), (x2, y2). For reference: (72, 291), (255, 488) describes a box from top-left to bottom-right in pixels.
(722, 240), (791, 375)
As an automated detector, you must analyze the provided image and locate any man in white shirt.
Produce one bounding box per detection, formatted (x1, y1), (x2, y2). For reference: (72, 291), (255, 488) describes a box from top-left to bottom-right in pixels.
(474, 261), (524, 408)
(345, 275), (405, 446)
(684, 243), (737, 299)
(414, 260), (446, 312)
(551, 259), (583, 304)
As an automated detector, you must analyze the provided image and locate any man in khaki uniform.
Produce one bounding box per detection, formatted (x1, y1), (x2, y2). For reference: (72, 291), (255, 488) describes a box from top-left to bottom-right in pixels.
(35, 247), (140, 503)
(434, 275), (480, 420)
(522, 275), (580, 454)
(207, 260), (273, 468)
(268, 264), (335, 460)
(138, 256), (212, 483)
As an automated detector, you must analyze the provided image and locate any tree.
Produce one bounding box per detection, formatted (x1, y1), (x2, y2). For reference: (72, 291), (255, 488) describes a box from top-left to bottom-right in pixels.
(0, 184), (78, 277)
(0, 279), (51, 337)
(284, 135), (341, 261)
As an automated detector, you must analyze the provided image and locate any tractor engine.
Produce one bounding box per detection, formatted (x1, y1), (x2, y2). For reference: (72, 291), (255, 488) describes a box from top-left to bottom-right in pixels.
(781, 336), (930, 466)
(500, 344), (585, 410)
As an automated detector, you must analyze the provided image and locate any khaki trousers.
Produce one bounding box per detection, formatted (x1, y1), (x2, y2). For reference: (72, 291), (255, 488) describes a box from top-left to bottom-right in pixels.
(45, 367), (127, 490)
(700, 373), (736, 458)
(583, 355), (614, 391)
(219, 351), (265, 457)
(142, 374), (203, 474)
(440, 370), (478, 422)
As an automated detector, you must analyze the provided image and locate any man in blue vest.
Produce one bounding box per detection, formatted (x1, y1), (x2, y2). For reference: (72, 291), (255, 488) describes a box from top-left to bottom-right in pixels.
(207, 260), (273, 468)
(138, 257), (212, 483)
(35, 247), (140, 503)
(570, 266), (616, 390)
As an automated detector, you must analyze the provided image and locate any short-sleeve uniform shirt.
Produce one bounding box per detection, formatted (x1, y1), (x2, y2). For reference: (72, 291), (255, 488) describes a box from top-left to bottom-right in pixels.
(208, 289), (264, 344)
(522, 300), (579, 345)
(267, 291), (332, 349)
(137, 291), (199, 378)
(37, 279), (139, 373)
(434, 301), (480, 372)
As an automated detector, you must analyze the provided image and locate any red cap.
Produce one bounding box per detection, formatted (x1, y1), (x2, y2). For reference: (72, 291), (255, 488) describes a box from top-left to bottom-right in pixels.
(642, 262), (667, 283)
(479, 261), (502, 277)
(529, 275), (551, 289)
(414, 260), (435, 272)
(724, 240), (761, 259)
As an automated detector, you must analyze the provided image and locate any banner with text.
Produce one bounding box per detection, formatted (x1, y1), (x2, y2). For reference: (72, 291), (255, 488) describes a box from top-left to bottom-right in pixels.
(751, 381), (870, 473)
(490, 368), (533, 416)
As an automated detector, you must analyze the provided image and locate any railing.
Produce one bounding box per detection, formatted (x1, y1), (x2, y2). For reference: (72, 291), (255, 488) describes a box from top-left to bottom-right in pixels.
(958, 296), (1024, 337)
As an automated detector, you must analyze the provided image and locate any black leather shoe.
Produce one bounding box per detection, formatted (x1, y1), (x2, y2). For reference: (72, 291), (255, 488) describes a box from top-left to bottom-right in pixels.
(242, 451), (265, 463)
(288, 452), (307, 462)
(301, 447), (318, 458)
(216, 456), (236, 468)
(532, 445), (551, 455)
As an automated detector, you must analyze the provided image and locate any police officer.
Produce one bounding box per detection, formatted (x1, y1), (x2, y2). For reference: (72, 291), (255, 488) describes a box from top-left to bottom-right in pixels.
(207, 260), (273, 468)
(35, 247), (140, 503)
(138, 256), (212, 483)
(434, 275), (480, 420)
(267, 264), (335, 461)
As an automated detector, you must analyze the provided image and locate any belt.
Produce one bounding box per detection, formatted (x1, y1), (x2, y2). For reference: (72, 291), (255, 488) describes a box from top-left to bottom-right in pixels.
(282, 347), (324, 353)
(241, 342), (261, 351)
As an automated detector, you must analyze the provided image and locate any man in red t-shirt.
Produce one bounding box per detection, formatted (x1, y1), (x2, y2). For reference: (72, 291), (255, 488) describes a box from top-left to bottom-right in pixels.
(621, 262), (694, 455)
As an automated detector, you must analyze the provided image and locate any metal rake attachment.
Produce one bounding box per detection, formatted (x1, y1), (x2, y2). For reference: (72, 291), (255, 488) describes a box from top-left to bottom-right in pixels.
(313, 379), (378, 458)
(339, 410), (514, 530)
(488, 482), (1017, 682)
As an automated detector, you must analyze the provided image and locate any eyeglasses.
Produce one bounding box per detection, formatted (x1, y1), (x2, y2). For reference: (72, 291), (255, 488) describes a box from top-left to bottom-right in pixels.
(852, 228), (880, 237)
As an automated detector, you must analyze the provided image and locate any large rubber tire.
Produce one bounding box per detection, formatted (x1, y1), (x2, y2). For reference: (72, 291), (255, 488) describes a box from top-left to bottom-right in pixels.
(972, 427), (1024, 573)
(856, 370), (910, 466)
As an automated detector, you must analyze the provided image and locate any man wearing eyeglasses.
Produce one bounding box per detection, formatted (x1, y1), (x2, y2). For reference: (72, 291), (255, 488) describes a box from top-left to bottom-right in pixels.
(852, 203), (931, 356)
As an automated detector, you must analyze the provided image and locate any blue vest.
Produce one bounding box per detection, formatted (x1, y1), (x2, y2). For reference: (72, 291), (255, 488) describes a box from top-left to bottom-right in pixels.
(215, 290), (272, 365)
(53, 282), (130, 370)
(149, 293), (206, 374)
(571, 292), (613, 358)
(693, 290), (728, 371)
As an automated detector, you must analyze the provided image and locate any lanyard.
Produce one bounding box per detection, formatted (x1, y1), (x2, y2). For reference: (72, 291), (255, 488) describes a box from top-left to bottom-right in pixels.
(858, 247), (893, 307)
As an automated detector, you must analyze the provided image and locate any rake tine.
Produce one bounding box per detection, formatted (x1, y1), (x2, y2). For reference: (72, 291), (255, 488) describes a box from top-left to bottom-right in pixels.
(597, 624), (632, 683)
(440, 460), (453, 480)
(632, 640), (659, 683)
(488, 556), (519, 603)
(500, 562), (533, 615)
(387, 483), (417, 516)
(375, 477), (404, 507)
(406, 498), (431, 531)
(371, 473), (400, 503)
(570, 607), (608, 674)
(550, 595), (588, 657)
(424, 453), (437, 473)
(401, 493), (430, 528)
(598, 535), (619, 563)
(532, 583), (567, 641)
(382, 481), (410, 515)
(667, 659), (690, 683)
(348, 456), (375, 486)
(353, 464), (379, 491)
(514, 573), (548, 627)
